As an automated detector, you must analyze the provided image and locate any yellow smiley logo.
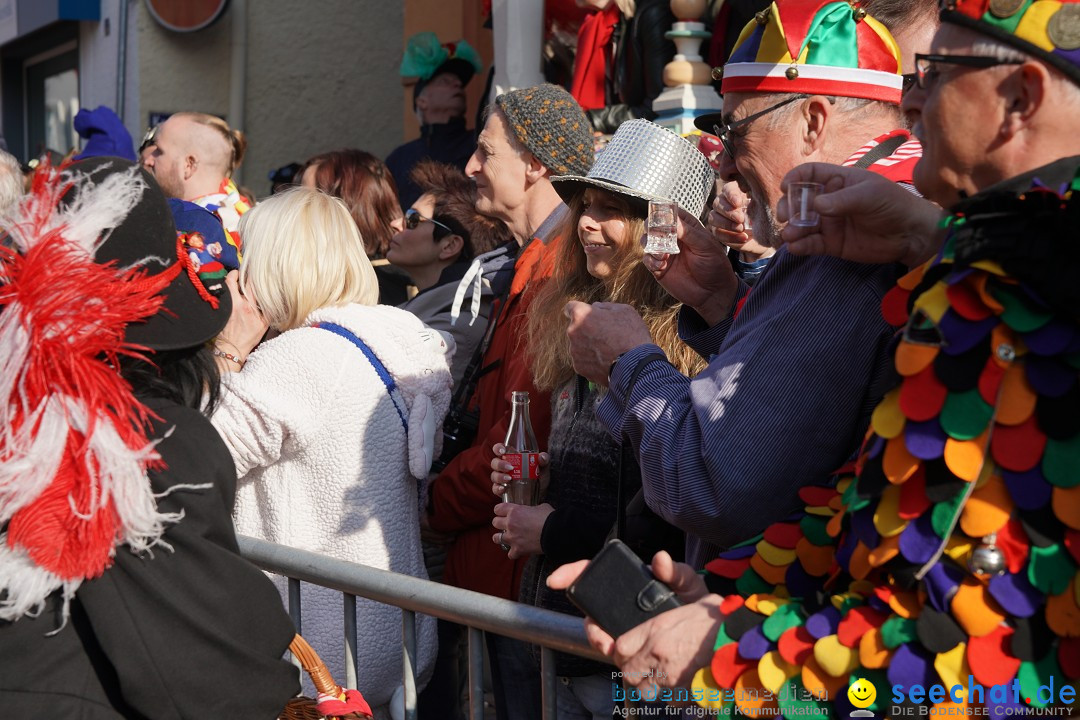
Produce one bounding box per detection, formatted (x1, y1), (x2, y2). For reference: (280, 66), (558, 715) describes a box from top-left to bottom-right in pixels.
(848, 678), (877, 709)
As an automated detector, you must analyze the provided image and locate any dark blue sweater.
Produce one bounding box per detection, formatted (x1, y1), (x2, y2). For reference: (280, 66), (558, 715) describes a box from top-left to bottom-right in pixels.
(386, 117), (477, 209)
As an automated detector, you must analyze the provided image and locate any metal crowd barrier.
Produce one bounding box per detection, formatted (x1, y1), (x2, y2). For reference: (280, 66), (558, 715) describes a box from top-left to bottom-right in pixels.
(237, 535), (609, 720)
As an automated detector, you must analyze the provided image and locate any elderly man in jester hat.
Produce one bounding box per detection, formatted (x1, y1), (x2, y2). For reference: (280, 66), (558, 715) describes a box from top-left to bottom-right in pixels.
(565, 0), (927, 572)
(551, 0), (1080, 715)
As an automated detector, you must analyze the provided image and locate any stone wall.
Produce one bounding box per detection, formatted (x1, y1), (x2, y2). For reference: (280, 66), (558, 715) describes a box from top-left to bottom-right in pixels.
(135, 0), (403, 196)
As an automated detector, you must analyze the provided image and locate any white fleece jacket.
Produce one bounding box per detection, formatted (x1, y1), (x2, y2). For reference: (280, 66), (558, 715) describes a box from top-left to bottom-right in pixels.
(212, 304), (452, 707)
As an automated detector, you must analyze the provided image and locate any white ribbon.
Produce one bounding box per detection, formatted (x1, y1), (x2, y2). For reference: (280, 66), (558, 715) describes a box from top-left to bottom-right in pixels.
(449, 255), (486, 327)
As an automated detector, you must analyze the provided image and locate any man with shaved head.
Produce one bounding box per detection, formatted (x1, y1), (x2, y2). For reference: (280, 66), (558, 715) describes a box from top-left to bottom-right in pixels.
(142, 112), (251, 241)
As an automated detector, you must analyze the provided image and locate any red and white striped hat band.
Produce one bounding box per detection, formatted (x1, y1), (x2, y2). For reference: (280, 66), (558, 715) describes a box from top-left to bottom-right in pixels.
(720, 62), (903, 103)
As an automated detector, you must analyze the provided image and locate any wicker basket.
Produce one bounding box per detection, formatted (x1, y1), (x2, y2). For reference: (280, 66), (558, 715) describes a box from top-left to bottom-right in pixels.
(280, 634), (372, 720)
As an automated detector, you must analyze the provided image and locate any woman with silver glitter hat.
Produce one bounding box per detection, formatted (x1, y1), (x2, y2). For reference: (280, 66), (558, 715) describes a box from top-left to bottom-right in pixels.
(487, 119), (712, 719)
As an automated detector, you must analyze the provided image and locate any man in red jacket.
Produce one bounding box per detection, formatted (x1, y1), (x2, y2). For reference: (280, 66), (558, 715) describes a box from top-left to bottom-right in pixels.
(423, 84), (594, 720)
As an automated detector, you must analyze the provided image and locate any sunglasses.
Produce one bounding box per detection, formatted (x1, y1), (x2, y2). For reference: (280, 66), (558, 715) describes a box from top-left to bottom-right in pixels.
(404, 208), (454, 236)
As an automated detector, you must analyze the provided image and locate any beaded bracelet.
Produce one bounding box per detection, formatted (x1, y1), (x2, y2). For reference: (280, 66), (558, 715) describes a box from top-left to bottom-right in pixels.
(212, 348), (244, 367)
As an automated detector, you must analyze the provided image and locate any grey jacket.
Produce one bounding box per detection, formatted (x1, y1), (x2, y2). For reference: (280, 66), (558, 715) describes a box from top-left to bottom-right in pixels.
(400, 259), (494, 390)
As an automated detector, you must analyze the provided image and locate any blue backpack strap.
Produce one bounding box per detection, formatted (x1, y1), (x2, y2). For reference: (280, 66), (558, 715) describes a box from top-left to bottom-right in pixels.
(314, 322), (408, 438)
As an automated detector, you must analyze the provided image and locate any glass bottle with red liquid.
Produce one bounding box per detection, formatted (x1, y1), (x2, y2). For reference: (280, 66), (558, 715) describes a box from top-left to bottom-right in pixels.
(502, 391), (541, 505)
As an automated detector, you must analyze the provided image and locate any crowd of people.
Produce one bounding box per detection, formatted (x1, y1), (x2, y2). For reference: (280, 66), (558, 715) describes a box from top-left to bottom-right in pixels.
(1, 0), (1078, 719)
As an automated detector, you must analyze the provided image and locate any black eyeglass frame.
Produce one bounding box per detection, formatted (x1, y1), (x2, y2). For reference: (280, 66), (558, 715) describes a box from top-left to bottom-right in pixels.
(913, 53), (1025, 90)
(404, 207), (455, 237)
(712, 94), (807, 159)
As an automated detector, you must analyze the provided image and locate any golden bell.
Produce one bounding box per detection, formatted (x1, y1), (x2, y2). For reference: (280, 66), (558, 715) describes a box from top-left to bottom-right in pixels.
(785, 66), (800, 81)
(755, 9), (770, 25)
(852, 6), (867, 21)
(711, 66), (724, 81)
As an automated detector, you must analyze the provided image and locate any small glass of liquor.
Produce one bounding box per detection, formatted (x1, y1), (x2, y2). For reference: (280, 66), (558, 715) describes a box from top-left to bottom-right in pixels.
(502, 391), (541, 506)
(645, 200), (680, 255)
(785, 182), (824, 227)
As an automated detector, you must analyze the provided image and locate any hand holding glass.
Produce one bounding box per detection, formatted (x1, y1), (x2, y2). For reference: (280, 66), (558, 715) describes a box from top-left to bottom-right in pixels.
(645, 200), (680, 255)
(786, 182), (824, 228)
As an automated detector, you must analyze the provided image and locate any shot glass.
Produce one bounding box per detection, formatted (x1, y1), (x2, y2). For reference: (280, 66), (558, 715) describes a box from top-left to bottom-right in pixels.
(786, 182), (824, 228)
(645, 200), (680, 255)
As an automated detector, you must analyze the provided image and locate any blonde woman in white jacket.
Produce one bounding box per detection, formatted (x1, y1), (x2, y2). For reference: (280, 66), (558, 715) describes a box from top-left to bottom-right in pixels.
(209, 188), (452, 712)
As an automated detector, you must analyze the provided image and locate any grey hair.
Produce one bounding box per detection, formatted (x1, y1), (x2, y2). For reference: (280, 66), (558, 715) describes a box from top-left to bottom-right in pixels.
(761, 93), (901, 130)
(861, 0), (939, 30)
(970, 36), (1080, 102)
(970, 38), (1029, 63)
(0, 149), (23, 216)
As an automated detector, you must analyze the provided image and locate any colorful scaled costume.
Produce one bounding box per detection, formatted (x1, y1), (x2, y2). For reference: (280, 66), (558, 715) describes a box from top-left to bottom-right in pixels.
(170, 198), (239, 297)
(191, 175), (249, 266)
(689, 2), (1080, 713)
(694, 159), (1080, 717)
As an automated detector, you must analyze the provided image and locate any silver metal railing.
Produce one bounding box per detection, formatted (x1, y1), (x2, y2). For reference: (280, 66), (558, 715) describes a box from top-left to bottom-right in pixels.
(238, 535), (609, 720)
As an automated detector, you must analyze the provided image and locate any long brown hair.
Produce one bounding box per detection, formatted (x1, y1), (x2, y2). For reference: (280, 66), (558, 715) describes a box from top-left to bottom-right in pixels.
(299, 149), (400, 257)
(527, 189), (705, 391)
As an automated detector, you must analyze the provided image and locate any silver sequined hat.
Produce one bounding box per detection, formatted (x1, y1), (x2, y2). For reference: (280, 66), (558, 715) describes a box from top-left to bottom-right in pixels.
(551, 119), (715, 226)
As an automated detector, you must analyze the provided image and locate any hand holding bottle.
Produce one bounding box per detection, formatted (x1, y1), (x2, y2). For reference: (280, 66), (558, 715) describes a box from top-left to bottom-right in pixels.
(490, 443), (550, 500)
(499, 391), (544, 505)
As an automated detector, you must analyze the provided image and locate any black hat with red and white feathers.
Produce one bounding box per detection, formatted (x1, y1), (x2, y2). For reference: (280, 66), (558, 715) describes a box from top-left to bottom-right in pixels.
(0, 157), (229, 622)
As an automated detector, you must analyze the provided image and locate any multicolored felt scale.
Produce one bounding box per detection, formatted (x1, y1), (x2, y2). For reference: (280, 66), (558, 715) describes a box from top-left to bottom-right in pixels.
(694, 173), (1080, 717)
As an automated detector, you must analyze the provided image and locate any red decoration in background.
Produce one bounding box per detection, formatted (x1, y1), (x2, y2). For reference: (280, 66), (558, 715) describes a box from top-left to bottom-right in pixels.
(316, 688), (373, 718)
(570, 4), (621, 110)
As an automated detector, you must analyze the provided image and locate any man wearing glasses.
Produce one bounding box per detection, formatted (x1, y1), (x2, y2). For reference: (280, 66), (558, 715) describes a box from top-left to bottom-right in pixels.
(704, 0), (938, 283)
(781, 0), (1080, 266)
(565, 0), (933, 570)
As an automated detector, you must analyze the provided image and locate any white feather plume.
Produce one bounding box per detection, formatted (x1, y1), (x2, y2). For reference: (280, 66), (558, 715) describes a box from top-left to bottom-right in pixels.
(0, 538), (66, 622)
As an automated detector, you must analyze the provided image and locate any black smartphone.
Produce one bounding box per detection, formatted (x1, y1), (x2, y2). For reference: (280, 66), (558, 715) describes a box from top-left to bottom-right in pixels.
(566, 539), (682, 638)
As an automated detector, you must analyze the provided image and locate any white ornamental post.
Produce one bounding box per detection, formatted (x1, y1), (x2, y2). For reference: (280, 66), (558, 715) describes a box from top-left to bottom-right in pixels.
(652, 0), (724, 135)
(489, 0), (546, 100)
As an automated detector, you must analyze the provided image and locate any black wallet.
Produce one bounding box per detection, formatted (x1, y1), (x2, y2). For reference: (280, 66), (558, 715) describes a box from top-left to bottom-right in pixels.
(566, 539), (682, 637)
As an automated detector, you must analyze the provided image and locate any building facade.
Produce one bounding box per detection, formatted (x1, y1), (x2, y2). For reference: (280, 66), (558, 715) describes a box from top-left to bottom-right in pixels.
(0, 0), (507, 196)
